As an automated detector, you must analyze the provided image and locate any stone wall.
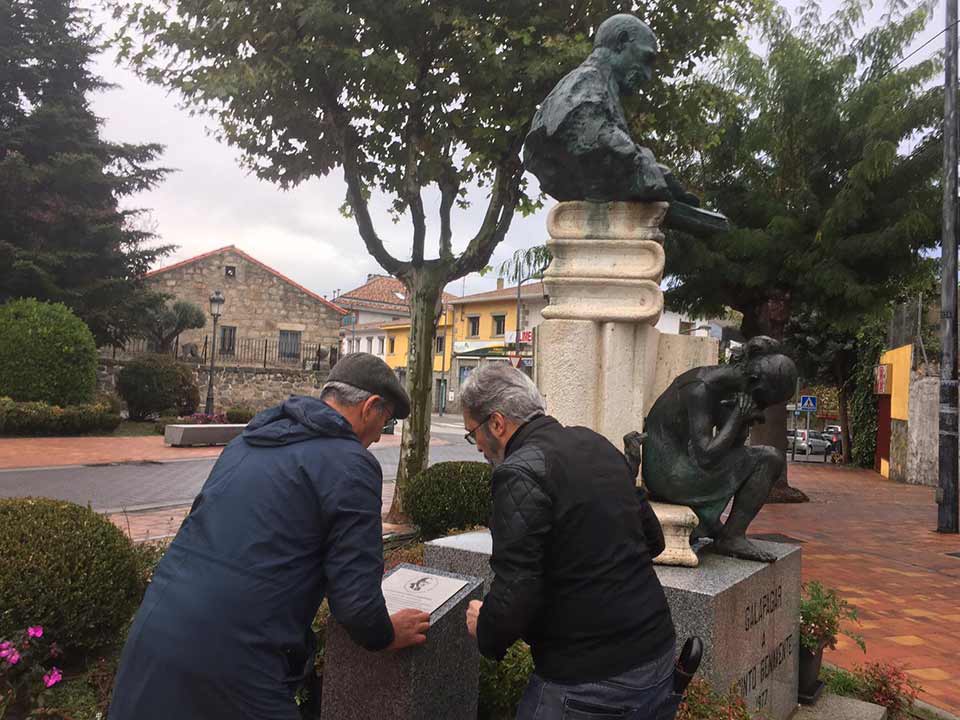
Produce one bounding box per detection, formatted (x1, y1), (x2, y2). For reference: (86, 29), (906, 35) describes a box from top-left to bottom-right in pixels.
(907, 374), (938, 487)
(147, 247), (342, 352)
(889, 418), (909, 485)
(98, 359), (329, 414)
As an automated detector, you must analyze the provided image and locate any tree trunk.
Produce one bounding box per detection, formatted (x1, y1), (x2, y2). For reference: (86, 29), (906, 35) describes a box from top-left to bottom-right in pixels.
(741, 294), (809, 503)
(385, 266), (446, 523)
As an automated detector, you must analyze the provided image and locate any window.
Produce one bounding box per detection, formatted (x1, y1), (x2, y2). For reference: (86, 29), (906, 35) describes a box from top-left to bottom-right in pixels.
(467, 316), (480, 337)
(492, 314), (506, 336)
(366, 336), (374, 353)
(219, 326), (236, 356)
(378, 337), (385, 355)
(389, 337), (396, 354)
(279, 330), (302, 360)
(679, 320), (695, 335)
(436, 335), (445, 355)
(224, 265), (236, 278)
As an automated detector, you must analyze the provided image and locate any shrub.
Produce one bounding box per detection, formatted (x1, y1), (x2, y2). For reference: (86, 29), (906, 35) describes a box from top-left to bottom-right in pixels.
(226, 406), (256, 424)
(478, 641), (534, 720)
(0, 498), (145, 655)
(406, 462), (492, 540)
(0, 399), (121, 436)
(153, 412), (227, 434)
(0, 625), (65, 718)
(117, 354), (199, 420)
(820, 663), (921, 719)
(677, 679), (751, 720)
(800, 581), (865, 652)
(0, 298), (97, 406)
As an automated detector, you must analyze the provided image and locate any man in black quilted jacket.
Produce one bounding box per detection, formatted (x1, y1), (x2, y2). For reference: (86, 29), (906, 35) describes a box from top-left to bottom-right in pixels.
(460, 363), (676, 719)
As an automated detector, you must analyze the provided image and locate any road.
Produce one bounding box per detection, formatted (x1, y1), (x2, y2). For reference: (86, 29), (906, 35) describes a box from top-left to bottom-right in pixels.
(0, 418), (480, 513)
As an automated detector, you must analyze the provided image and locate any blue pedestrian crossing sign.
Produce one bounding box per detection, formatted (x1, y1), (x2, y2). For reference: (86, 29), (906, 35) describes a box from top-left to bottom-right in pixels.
(798, 395), (817, 413)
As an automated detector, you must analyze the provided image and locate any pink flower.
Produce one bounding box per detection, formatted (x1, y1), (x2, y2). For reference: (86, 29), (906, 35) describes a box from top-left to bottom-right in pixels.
(6, 650), (20, 665)
(43, 667), (62, 688)
(27, 626), (43, 639)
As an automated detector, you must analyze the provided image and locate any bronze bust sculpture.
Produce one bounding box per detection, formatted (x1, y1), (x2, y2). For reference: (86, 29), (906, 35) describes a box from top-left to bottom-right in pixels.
(524, 13), (727, 235)
(634, 337), (798, 563)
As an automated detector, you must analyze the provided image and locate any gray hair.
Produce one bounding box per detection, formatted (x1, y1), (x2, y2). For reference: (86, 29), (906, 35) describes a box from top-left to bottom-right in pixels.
(460, 363), (545, 422)
(320, 381), (373, 407)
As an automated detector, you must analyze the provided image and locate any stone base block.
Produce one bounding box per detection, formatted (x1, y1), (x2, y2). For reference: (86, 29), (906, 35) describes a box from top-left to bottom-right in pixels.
(424, 532), (494, 592)
(650, 502), (699, 567)
(793, 693), (888, 720)
(164, 423), (246, 447)
(655, 541), (801, 720)
(321, 564), (483, 720)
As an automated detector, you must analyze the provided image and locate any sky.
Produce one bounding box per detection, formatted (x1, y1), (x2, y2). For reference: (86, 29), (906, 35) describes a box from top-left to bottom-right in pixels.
(84, 0), (944, 301)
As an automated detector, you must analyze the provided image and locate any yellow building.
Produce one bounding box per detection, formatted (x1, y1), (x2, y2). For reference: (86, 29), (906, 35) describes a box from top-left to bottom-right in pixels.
(380, 280), (548, 413)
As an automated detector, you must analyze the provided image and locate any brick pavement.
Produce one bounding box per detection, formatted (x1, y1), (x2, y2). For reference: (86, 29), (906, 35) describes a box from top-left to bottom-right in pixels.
(751, 463), (960, 715)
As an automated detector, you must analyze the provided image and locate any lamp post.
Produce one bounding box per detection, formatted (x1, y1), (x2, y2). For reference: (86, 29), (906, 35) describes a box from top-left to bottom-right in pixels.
(204, 290), (225, 415)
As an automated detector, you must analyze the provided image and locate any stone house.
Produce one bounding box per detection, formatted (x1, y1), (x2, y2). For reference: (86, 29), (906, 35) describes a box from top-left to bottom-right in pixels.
(145, 245), (346, 367)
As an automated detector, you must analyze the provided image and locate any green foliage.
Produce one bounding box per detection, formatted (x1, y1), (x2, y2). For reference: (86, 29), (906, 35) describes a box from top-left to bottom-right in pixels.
(676, 678), (751, 720)
(849, 315), (888, 467)
(0, 498), (145, 655)
(0, 0), (172, 346)
(406, 462), (492, 541)
(498, 246), (553, 285)
(478, 642), (535, 720)
(0, 299), (97, 406)
(665, 0), (942, 339)
(118, 355), (200, 420)
(821, 663), (921, 720)
(138, 300), (206, 353)
(799, 581), (865, 653)
(0, 399), (121, 437)
(225, 406), (256, 424)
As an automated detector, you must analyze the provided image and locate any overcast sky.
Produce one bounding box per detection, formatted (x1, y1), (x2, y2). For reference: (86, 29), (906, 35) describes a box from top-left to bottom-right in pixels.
(85, 0), (943, 300)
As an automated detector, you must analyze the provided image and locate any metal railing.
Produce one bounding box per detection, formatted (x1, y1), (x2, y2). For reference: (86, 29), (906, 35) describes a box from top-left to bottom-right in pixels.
(106, 335), (339, 370)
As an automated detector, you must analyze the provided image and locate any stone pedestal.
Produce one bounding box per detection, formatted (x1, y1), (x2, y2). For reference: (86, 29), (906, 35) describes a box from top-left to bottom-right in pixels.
(650, 502), (699, 567)
(537, 201), (669, 448)
(656, 541), (802, 720)
(425, 532), (801, 720)
(321, 564), (483, 720)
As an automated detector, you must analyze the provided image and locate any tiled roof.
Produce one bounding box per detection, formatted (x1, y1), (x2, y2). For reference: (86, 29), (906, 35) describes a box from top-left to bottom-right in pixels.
(336, 275), (457, 312)
(450, 281), (547, 305)
(145, 245), (348, 315)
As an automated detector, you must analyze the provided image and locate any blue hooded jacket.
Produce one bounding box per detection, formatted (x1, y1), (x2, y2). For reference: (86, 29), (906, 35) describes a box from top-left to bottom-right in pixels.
(109, 396), (393, 720)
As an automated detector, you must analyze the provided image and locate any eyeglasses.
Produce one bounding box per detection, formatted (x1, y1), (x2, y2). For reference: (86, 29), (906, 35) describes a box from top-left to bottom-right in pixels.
(464, 414), (494, 445)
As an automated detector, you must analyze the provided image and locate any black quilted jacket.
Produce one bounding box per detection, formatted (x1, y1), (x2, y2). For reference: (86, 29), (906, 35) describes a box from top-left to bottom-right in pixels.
(475, 414), (675, 683)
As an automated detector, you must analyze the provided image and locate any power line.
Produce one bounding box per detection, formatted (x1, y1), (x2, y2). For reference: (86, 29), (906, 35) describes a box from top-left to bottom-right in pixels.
(880, 18), (960, 79)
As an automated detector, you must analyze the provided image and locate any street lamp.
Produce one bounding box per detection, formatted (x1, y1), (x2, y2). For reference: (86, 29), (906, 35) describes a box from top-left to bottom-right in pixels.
(204, 290), (225, 415)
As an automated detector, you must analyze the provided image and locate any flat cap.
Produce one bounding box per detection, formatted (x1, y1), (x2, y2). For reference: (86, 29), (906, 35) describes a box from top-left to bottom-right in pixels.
(328, 352), (411, 419)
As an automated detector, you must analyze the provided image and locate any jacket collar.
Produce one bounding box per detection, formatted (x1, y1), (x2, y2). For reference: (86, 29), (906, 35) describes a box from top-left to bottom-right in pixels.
(504, 414), (555, 458)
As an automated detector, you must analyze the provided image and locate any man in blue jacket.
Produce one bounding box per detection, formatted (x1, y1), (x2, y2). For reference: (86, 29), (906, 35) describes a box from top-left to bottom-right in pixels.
(109, 353), (430, 720)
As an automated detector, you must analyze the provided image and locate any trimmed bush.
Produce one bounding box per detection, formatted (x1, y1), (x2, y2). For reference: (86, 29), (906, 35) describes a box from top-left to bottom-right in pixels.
(406, 461), (492, 540)
(117, 354), (199, 420)
(0, 498), (145, 655)
(0, 399), (121, 436)
(0, 298), (97, 406)
(479, 641), (534, 719)
(226, 406), (256, 424)
(153, 412), (227, 434)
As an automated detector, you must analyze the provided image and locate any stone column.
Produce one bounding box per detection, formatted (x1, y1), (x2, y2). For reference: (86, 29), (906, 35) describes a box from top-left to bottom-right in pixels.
(538, 200), (668, 450)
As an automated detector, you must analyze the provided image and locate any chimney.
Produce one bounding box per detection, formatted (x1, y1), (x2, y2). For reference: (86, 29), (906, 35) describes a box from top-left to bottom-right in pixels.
(497, 278), (505, 290)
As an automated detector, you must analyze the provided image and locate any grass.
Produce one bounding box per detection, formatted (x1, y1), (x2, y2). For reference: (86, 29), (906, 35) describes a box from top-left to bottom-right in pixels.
(105, 421), (156, 437)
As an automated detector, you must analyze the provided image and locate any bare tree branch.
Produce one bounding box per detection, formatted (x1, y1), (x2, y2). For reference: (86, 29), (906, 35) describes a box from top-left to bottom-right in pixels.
(437, 158), (459, 260)
(406, 141), (427, 266)
(313, 73), (407, 276)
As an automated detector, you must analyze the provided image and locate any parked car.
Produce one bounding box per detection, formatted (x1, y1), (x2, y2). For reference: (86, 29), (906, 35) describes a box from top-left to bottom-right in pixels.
(382, 417), (397, 435)
(787, 429), (829, 456)
(824, 424), (842, 434)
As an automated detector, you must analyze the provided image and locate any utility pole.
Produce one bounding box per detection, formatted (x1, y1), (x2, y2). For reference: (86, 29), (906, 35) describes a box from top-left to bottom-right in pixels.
(939, 0), (960, 533)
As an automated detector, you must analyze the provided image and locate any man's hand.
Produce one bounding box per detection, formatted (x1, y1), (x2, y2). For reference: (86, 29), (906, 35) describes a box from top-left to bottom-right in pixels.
(465, 600), (483, 638)
(387, 609), (430, 650)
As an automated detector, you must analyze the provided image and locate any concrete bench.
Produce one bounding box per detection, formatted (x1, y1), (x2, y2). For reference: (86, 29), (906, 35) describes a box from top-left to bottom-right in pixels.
(164, 424), (246, 447)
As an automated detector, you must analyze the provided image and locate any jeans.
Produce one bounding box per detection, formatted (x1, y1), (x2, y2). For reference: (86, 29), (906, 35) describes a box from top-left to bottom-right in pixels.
(515, 643), (675, 720)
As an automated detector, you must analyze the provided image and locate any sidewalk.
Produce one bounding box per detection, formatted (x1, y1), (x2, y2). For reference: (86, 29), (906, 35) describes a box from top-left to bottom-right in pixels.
(0, 432), (407, 470)
(751, 464), (960, 714)
(106, 483), (403, 542)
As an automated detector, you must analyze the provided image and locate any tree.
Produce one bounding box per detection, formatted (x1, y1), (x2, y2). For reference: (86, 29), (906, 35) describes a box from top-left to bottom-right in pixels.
(139, 299), (206, 353)
(664, 0), (942, 499)
(0, 0), (173, 347)
(115, 0), (765, 517)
